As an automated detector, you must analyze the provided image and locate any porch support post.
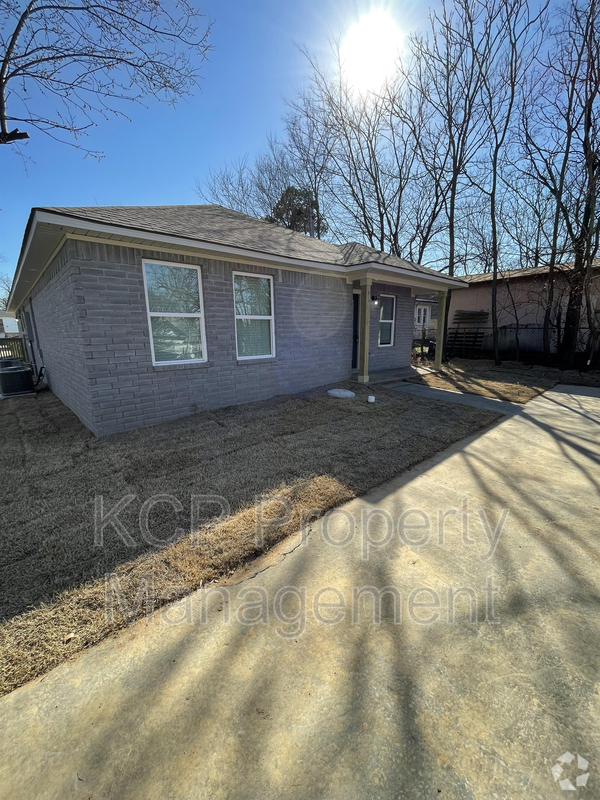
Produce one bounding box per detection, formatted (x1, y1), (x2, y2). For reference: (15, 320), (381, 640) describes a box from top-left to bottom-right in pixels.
(358, 277), (372, 383)
(435, 290), (447, 370)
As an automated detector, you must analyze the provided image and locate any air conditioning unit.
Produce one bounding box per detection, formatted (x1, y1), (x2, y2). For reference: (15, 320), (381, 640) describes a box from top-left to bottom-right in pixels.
(0, 359), (35, 397)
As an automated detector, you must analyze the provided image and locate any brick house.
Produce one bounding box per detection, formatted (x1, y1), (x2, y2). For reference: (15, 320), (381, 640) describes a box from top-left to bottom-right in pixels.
(7, 205), (464, 435)
(448, 264), (600, 328)
(447, 264), (600, 355)
(413, 293), (439, 336)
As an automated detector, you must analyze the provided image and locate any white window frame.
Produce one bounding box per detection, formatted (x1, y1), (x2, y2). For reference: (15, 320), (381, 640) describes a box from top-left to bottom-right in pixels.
(142, 258), (207, 366)
(416, 305), (428, 327)
(233, 271), (276, 360)
(378, 293), (396, 347)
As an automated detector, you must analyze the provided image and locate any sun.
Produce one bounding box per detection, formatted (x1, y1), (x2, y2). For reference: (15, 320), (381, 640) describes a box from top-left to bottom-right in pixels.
(339, 9), (404, 94)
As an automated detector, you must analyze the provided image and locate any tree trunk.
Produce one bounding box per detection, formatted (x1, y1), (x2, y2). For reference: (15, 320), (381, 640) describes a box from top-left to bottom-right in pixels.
(542, 263), (556, 363)
(559, 268), (584, 366)
(441, 174), (457, 363)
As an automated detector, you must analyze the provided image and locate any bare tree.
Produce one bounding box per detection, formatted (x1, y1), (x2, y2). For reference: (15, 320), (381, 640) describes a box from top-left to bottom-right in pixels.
(0, 271), (12, 310)
(200, 156), (266, 218)
(521, 0), (600, 365)
(0, 0), (211, 149)
(409, 0), (494, 357)
(285, 44), (450, 260)
(392, 84), (451, 266)
(201, 140), (292, 215)
(196, 1), (597, 371)
(284, 101), (335, 241)
(465, 0), (547, 363)
(199, 132), (332, 238)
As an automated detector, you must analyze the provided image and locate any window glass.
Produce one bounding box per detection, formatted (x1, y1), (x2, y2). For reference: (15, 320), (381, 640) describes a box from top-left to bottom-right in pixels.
(234, 275), (271, 316)
(145, 263), (201, 313)
(234, 273), (274, 358)
(379, 321), (393, 346)
(150, 317), (203, 362)
(380, 296), (395, 321)
(236, 319), (272, 357)
(379, 295), (395, 346)
(143, 261), (205, 364)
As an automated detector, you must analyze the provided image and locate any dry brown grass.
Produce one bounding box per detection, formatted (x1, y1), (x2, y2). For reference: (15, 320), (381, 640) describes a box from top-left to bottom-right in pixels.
(411, 358), (600, 402)
(0, 383), (499, 696)
(409, 359), (563, 403)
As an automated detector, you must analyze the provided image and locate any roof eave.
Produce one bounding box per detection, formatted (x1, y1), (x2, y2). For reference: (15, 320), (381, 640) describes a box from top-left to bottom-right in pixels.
(6, 208), (38, 312)
(9, 210), (351, 311)
(9, 210), (467, 310)
(347, 262), (469, 290)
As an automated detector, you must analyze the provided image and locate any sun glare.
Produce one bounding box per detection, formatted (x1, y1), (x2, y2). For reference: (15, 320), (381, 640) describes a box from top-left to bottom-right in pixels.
(340, 9), (404, 94)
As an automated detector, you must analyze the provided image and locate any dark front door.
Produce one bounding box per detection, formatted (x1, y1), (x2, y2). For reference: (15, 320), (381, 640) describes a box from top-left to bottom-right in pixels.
(352, 293), (360, 370)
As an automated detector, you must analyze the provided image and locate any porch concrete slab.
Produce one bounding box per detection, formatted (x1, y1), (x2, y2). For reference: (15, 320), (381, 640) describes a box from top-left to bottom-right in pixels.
(386, 381), (524, 415)
(349, 365), (420, 384)
(0, 388), (599, 800)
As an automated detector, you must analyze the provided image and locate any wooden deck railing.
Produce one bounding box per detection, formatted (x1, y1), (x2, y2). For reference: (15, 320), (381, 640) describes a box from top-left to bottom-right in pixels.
(0, 338), (26, 360)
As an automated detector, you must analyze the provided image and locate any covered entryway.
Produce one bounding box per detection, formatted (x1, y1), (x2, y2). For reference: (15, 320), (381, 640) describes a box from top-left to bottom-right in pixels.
(348, 267), (459, 383)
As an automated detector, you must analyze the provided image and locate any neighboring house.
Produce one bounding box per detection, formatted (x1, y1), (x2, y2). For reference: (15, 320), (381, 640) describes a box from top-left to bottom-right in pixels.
(447, 263), (600, 356)
(8, 205), (465, 435)
(0, 312), (20, 338)
(413, 293), (438, 336)
(448, 263), (600, 328)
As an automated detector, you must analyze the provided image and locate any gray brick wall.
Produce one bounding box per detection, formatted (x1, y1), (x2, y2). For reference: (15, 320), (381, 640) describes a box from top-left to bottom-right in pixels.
(27, 241), (96, 430)
(72, 241), (354, 434)
(21, 242), (415, 435)
(368, 283), (415, 371)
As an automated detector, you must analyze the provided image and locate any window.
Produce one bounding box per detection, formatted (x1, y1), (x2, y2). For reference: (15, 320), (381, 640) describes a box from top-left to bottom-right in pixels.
(378, 294), (395, 346)
(143, 260), (207, 365)
(416, 306), (428, 327)
(233, 272), (275, 359)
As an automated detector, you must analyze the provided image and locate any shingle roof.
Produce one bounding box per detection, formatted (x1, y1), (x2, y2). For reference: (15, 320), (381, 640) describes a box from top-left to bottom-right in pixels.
(40, 204), (444, 279)
(462, 260), (600, 283)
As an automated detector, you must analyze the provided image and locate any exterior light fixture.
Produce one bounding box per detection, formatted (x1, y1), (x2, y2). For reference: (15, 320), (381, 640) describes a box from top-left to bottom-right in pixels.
(371, 295), (380, 307)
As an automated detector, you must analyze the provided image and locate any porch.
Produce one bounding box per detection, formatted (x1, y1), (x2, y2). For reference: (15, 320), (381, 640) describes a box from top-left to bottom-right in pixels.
(349, 365), (419, 385)
(350, 278), (449, 383)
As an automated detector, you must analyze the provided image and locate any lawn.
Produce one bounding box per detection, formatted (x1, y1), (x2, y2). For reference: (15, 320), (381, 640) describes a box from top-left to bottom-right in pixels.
(0, 383), (499, 696)
(409, 358), (600, 403)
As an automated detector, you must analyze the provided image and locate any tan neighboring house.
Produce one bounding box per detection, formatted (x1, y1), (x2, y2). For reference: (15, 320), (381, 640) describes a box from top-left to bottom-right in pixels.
(448, 263), (600, 328)
(446, 263), (600, 355)
(0, 312), (20, 338)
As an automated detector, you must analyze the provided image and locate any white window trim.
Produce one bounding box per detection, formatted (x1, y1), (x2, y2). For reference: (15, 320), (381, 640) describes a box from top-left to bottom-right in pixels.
(416, 305), (429, 326)
(378, 293), (396, 347)
(142, 258), (207, 366)
(233, 271), (276, 360)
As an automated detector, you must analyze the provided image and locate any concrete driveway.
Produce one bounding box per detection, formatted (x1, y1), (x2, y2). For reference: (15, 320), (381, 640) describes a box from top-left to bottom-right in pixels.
(1, 386), (599, 800)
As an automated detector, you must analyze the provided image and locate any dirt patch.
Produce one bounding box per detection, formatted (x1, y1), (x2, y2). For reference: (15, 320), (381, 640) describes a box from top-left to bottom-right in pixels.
(0, 383), (499, 696)
(559, 370), (600, 388)
(409, 359), (565, 403)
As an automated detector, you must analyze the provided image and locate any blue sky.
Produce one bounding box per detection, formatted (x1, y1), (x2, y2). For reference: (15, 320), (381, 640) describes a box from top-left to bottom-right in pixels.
(1, 1), (426, 278)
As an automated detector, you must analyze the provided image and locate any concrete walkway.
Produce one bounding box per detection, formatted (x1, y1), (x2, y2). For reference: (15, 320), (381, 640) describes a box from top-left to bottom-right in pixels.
(386, 380), (524, 415)
(1, 386), (599, 800)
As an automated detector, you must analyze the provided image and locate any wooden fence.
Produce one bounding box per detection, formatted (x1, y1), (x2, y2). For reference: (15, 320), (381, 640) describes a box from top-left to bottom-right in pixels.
(0, 338), (26, 360)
